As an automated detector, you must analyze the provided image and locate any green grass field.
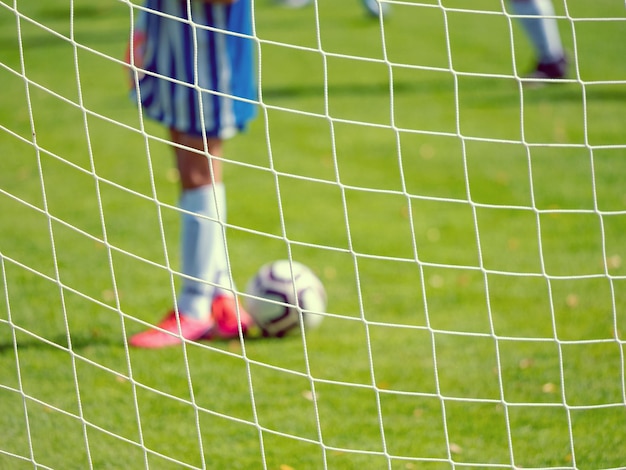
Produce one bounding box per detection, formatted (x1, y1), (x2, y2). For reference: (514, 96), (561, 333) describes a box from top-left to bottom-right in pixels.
(2, 0), (626, 468)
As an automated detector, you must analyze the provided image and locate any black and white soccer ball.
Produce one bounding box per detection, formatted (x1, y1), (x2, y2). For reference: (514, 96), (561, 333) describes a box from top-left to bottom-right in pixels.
(244, 260), (326, 337)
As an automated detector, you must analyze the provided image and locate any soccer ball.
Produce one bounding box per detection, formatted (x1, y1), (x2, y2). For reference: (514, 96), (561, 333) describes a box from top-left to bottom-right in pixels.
(244, 260), (326, 337)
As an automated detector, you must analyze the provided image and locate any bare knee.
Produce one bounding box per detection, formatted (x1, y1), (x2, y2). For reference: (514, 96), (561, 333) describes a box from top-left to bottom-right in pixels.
(170, 129), (223, 189)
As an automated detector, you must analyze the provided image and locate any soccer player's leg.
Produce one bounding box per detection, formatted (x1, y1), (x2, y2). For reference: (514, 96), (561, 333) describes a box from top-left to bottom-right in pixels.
(130, 132), (226, 347)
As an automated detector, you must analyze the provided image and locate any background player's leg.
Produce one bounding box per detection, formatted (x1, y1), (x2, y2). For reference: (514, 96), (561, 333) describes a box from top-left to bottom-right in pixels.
(511, 0), (567, 78)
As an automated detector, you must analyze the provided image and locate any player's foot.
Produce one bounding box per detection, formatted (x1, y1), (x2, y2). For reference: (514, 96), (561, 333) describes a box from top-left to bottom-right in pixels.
(129, 310), (214, 348)
(361, 0), (390, 17)
(202, 295), (257, 340)
(523, 56), (567, 86)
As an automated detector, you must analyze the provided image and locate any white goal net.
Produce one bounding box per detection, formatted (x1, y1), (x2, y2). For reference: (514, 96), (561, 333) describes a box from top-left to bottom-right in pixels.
(1, 0), (626, 469)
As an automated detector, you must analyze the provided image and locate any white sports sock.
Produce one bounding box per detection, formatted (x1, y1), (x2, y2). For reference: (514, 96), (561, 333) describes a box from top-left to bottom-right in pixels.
(511, 0), (564, 64)
(176, 184), (232, 319)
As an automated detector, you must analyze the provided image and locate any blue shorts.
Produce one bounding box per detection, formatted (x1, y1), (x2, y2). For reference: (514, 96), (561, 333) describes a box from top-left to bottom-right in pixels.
(129, 0), (257, 138)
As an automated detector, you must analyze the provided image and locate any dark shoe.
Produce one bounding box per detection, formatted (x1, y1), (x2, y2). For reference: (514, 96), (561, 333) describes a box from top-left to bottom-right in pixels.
(523, 56), (568, 87)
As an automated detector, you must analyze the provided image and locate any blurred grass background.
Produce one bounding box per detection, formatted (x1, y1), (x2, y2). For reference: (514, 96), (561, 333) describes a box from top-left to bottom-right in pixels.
(1, 0), (626, 468)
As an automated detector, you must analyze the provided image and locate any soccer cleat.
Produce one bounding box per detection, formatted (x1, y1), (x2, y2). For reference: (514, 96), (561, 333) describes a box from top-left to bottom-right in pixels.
(129, 310), (214, 348)
(202, 295), (258, 340)
(361, 0), (390, 17)
(523, 56), (568, 86)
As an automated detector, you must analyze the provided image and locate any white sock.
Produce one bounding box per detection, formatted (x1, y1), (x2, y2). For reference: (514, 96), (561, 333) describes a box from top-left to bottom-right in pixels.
(511, 0), (564, 63)
(176, 184), (232, 319)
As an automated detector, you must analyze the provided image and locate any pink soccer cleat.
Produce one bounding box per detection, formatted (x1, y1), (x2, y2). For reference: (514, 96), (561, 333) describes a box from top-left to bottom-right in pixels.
(203, 295), (258, 340)
(129, 310), (214, 348)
